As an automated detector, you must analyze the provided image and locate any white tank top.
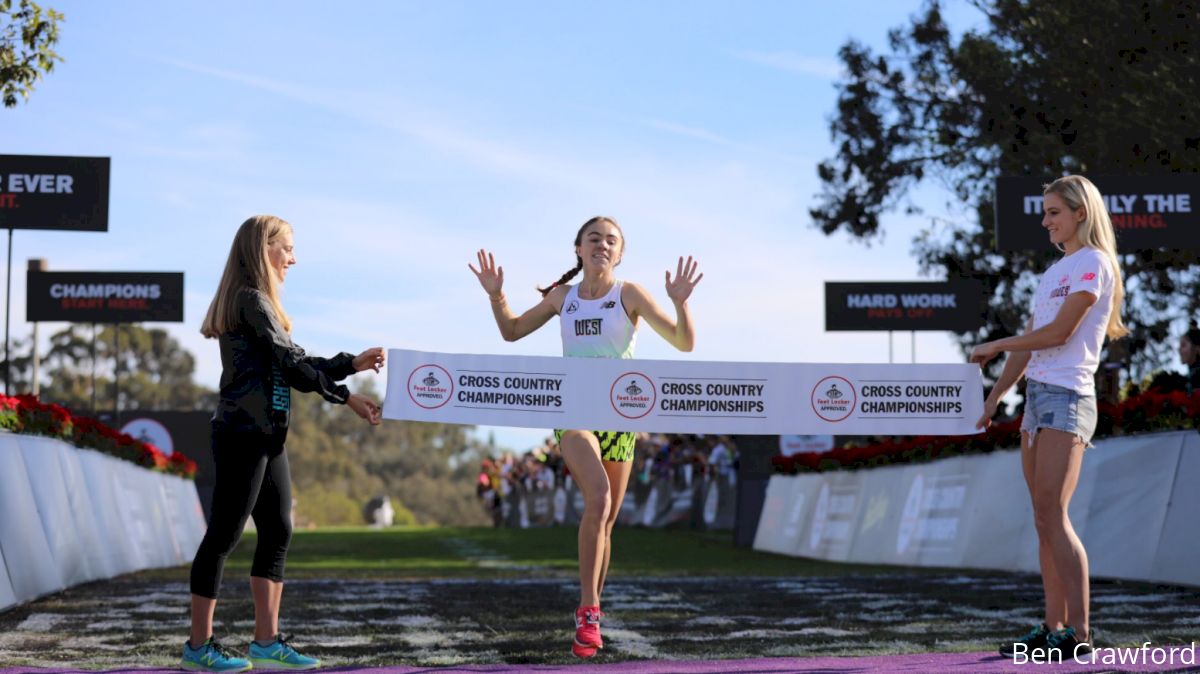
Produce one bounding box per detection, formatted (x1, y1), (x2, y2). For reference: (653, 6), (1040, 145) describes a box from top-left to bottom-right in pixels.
(559, 280), (637, 359)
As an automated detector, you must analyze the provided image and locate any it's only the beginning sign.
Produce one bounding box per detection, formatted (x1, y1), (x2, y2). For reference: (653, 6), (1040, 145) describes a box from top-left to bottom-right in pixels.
(995, 174), (1198, 250)
(382, 349), (985, 435)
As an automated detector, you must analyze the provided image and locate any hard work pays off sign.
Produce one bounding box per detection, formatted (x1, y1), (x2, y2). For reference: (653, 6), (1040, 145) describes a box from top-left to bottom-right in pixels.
(824, 281), (985, 332)
(27, 271), (184, 323)
(0, 155), (110, 231)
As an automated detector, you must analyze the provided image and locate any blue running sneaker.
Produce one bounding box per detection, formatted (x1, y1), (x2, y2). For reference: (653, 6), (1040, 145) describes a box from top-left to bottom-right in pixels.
(181, 638), (252, 672)
(248, 634), (320, 670)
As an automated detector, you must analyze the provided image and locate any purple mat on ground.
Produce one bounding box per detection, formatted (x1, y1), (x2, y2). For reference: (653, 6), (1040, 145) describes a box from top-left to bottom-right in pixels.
(4, 650), (1199, 674)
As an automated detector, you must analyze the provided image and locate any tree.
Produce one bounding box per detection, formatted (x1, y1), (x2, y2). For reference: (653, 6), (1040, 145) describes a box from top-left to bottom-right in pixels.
(1, 324), (217, 412)
(813, 0), (1200, 380)
(285, 378), (492, 527)
(0, 323), (494, 526)
(1, 0), (63, 107)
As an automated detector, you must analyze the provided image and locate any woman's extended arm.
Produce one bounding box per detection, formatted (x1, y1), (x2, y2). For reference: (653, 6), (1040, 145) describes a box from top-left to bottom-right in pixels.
(624, 256), (702, 352)
(970, 291), (1097, 367)
(469, 249), (563, 342)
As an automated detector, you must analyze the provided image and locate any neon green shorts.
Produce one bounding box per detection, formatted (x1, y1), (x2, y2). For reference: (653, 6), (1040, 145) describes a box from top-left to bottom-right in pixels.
(554, 429), (636, 463)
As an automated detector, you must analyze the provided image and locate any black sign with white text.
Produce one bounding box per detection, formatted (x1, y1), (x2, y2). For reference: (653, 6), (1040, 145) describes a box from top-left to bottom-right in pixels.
(995, 175), (1199, 250)
(825, 281), (985, 332)
(0, 155), (110, 231)
(27, 271), (184, 323)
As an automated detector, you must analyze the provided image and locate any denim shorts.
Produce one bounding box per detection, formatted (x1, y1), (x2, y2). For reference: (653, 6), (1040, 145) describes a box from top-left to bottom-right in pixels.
(1020, 379), (1098, 447)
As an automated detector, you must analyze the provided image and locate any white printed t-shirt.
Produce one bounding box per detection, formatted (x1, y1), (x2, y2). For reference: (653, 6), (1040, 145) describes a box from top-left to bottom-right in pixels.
(1026, 246), (1115, 396)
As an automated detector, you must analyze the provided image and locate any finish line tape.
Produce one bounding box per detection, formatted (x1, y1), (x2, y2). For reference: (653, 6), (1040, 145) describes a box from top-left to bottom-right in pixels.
(382, 349), (984, 435)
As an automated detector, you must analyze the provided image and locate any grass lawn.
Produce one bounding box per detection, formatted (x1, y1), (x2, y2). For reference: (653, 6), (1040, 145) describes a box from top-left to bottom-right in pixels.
(5, 527), (1198, 667)
(136, 526), (939, 581)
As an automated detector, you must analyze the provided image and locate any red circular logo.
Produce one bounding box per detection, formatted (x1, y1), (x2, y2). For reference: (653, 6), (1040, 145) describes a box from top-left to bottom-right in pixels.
(811, 376), (856, 422)
(407, 364), (453, 409)
(610, 371), (656, 419)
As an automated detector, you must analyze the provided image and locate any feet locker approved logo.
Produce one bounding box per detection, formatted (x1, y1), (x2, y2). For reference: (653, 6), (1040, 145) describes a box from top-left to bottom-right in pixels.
(811, 376), (855, 422)
(611, 372), (656, 419)
(408, 364), (453, 409)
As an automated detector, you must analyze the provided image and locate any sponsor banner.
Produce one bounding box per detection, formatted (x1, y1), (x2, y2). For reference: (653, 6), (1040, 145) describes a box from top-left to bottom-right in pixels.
(106, 410), (212, 520)
(0, 444), (64, 604)
(27, 270), (184, 323)
(752, 475), (809, 555)
(780, 434), (834, 455)
(755, 430), (1200, 586)
(0, 434), (205, 611)
(1084, 433), (1180, 580)
(1152, 432), (1200, 586)
(825, 281), (985, 332)
(75, 450), (140, 576)
(120, 418), (174, 455)
(54, 441), (112, 580)
(0, 154), (110, 231)
(383, 349), (984, 435)
(995, 174), (1200, 250)
(16, 436), (92, 587)
(0, 546), (15, 611)
(806, 475), (863, 561)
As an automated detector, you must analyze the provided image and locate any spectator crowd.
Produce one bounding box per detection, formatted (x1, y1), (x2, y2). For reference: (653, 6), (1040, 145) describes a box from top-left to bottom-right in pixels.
(475, 433), (738, 526)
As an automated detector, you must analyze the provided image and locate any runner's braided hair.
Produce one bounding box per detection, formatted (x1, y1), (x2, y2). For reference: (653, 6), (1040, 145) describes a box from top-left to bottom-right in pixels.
(537, 216), (623, 297)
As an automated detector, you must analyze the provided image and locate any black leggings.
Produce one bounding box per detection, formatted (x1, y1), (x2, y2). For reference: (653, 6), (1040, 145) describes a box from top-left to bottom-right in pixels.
(190, 431), (293, 599)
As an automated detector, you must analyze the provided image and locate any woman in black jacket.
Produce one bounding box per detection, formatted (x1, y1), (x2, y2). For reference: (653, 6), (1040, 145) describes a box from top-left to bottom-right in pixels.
(182, 215), (383, 672)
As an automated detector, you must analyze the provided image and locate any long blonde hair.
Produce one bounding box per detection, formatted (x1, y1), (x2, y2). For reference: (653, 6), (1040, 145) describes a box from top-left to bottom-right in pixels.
(201, 215), (292, 338)
(1043, 175), (1129, 340)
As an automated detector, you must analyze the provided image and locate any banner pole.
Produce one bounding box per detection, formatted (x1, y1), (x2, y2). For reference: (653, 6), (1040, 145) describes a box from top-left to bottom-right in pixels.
(27, 259), (47, 396)
(3, 228), (11, 394)
(112, 324), (119, 417)
(91, 323), (97, 413)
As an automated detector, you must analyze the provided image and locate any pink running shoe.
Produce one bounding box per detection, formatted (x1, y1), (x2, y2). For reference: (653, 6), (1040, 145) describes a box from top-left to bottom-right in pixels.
(574, 606), (603, 650)
(571, 641), (598, 659)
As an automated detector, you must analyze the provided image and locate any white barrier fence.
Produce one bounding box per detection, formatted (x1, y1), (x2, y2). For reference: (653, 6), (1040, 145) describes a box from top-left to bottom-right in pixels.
(0, 431), (207, 611)
(754, 430), (1199, 587)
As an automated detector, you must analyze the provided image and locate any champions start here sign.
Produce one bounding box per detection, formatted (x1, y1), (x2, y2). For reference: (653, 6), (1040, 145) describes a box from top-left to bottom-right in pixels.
(27, 271), (184, 323)
(383, 349), (985, 435)
(0, 154), (110, 231)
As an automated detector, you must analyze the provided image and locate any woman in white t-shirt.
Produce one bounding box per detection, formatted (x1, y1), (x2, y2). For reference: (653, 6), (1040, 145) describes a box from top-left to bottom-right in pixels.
(970, 175), (1128, 658)
(469, 216), (701, 658)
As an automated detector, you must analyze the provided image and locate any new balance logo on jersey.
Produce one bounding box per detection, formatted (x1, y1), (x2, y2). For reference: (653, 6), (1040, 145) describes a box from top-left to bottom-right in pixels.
(601, 301), (616, 309)
(575, 318), (603, 336)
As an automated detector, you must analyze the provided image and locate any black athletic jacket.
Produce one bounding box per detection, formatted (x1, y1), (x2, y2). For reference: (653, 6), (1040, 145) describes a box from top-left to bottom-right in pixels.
(212, 288), (355, 435)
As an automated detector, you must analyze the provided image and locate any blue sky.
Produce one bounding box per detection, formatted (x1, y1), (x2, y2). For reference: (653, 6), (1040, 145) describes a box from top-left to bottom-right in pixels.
(5, 1), (990, 452)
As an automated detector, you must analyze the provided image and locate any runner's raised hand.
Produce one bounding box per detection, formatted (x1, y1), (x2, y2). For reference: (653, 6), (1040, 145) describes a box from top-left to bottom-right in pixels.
(665, 256), (703, 304)
(469, 249), (505, 298)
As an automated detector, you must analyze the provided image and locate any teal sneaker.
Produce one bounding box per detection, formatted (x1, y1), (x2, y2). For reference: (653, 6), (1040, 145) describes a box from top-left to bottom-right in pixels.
(181, 638), (252, 672)
(248, 634), (320, 670)
(1047, 625), (1094, 658)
